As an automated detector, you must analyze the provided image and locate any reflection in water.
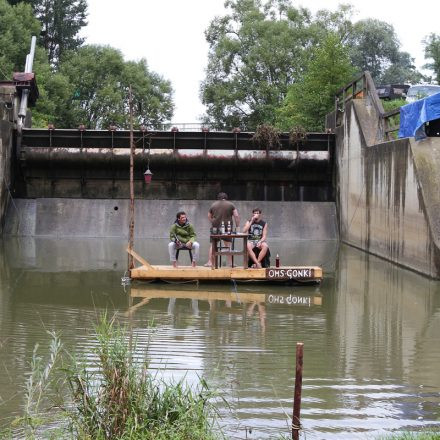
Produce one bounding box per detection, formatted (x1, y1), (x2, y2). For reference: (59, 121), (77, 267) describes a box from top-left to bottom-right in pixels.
(0, 238), (439, 439)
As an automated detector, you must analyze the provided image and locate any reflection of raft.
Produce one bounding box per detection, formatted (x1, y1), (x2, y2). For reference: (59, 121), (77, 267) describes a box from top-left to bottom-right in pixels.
(128, 249), (322, 284)
(130, 286), (323, 307)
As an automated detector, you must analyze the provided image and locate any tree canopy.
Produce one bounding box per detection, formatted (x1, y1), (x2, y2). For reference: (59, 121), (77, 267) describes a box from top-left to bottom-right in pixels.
(35, 0), (88, 66)
(276, 33), (355, 131)
(201, 0), (426, 131)
(0, 0), (174, 129)
(201, 0), (316, 130)
(423, 33), (440, 84)
(0, 0), (40, 77)
(58, 46), (174, 129)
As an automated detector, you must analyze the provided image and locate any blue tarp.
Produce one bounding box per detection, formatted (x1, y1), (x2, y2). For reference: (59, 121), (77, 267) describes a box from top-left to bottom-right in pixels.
(398, 92), (440, 140)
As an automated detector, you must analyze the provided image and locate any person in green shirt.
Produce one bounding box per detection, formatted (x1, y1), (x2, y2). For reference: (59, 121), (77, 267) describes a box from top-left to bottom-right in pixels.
(169, 211), (199, 268)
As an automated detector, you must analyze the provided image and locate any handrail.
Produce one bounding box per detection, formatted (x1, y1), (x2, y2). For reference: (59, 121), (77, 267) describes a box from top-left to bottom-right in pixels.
(334, 71), (401, 141)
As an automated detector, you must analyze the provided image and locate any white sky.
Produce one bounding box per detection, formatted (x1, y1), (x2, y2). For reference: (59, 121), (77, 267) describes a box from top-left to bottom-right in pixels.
(82, 0), (438, 122)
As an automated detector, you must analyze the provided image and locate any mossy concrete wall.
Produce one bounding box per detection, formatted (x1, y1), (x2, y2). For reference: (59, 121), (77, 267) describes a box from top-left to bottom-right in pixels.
(335, 99), (440, 278)
(4, 198), (338, 241)
(0, 85), (16, 234)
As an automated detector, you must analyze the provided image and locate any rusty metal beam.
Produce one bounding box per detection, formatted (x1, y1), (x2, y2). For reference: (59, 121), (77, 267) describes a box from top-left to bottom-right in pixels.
(20, 128), (334, 151)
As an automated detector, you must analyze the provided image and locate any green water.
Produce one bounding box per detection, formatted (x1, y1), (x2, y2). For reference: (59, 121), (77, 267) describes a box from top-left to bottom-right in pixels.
(0, 238), (439, 439)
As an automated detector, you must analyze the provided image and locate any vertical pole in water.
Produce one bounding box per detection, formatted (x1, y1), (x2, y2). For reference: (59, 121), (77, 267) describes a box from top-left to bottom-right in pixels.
(128, 86), (135, 271)
(292, 342), (304, 440)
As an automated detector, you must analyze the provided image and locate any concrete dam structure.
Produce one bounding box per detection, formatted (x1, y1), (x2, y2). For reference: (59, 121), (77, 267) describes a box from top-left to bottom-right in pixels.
(329, 72), (440, 278)
(1, 72), (440, 278)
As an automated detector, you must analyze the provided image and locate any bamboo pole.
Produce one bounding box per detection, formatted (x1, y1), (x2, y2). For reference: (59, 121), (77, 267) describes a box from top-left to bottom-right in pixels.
(128, 86), (135, 271)
(292, 342), (304, 440)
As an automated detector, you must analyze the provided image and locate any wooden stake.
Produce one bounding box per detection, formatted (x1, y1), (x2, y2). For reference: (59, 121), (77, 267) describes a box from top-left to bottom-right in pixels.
(292, 342), (304, 440)
(128, 86), (135, 271)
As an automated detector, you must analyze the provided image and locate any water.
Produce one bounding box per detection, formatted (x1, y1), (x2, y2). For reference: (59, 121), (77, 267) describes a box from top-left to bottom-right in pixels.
(0, 237), (439, 439)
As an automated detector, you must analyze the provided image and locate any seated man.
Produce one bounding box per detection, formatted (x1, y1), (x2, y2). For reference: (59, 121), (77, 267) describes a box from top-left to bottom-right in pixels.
(168, 211), (200, 268)
(242, 208), (270, 268)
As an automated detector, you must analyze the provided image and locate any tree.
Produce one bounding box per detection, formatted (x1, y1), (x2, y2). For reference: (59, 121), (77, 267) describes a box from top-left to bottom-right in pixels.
(201, 0), (314, 130)
(58, 45), (174, 129)
(0, 0), (40, 77)
(276, 33), (355, 131)
(423, 33), (440, 84)
(348, 18), (400, 82)
(379, 51), (424, 85)
(34, 0), (87, 66)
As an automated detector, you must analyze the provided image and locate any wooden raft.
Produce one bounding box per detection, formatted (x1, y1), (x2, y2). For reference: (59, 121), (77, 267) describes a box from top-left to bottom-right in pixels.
(128, 249), (322, 283)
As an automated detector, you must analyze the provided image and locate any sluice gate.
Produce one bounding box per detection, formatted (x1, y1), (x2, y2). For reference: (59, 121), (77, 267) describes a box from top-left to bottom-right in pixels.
(16, 128), (335, 201)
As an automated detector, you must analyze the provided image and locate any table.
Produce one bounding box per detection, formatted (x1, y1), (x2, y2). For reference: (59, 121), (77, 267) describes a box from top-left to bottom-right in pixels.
(210, 232), (248, 269)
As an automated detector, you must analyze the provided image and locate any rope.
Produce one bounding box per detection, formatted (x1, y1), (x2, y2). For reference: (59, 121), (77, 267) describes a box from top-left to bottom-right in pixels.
(161, 279), (198, 284)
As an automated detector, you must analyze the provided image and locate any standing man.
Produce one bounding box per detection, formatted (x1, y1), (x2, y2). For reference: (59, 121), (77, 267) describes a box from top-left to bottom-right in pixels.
(242, 208), (269, 268)
(204, 192), (240, 267)
(169, 211), (200, 268)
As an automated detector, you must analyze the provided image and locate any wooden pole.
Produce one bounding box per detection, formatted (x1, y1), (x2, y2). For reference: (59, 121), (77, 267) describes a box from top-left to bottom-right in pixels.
(292, 342), (304, 440)
(128, 86), (135, 271)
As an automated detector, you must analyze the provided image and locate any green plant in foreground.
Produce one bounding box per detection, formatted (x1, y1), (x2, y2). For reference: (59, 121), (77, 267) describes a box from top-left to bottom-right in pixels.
(377, 431), (440, 439)
(7, 315), (221, 440)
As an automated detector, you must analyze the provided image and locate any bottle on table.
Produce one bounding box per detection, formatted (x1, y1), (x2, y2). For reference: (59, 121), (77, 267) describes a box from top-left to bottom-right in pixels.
(275, 254), (280, 268)
(220, 221), (225, 234)
(227, 221), (231, 234)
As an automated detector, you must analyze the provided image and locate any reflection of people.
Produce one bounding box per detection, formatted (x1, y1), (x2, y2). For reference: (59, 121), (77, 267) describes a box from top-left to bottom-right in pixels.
(246, 302), (267, 333)
(242, 208), (269, 268)
(204, 192), (240, 267)
(169, 211), (199, 268)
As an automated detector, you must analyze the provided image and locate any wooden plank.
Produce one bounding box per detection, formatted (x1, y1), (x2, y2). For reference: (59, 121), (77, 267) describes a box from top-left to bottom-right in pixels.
(126, 247), (153, 269)
(130, 264), (322, 282)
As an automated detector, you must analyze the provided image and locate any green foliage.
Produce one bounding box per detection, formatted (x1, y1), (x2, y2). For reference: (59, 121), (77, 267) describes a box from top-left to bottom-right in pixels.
(0, 0), (40, 78)
(201, 2), (424, 130)
(377, 431), (440, 440)
(348, 18), (399, 81)
(382, 98), (406, 113)
(276, 33), (355, 131)
(423, 33), (440, 84)
(347, 18), (424, 85)
(7, 315), (219, 440)
(201, 0), (315, 130)
(380, 51), (425, 85)
(34, 0), (87, 66)
(57, 45), (173, 129)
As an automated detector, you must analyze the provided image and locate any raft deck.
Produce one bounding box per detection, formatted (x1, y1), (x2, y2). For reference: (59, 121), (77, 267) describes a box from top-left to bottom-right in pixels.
(130, 264), (322, 283)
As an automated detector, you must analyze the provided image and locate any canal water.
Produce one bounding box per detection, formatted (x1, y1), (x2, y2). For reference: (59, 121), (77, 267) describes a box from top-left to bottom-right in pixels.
(0, 237), (439, 439)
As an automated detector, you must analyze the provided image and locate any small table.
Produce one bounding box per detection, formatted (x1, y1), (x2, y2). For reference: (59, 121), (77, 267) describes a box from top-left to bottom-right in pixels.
(210, 232), (248, 269)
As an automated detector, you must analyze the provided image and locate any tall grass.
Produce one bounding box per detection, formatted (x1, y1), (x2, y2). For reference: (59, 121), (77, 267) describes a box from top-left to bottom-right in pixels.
(377, 431), (440, 439)
(6, 315), (221, 440)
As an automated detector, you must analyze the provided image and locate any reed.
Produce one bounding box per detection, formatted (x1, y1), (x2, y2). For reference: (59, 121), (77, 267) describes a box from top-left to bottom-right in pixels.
(7, 314), (221, 440)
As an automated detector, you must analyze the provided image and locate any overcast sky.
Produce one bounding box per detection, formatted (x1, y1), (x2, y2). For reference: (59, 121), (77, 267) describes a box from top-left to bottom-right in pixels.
(82, 0), (438, 122)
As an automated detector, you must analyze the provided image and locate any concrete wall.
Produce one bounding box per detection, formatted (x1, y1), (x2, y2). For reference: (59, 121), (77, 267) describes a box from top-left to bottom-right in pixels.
(335, 99), (440, 278)
(3, 198), (338, 240)
(0, 85), (16, 234)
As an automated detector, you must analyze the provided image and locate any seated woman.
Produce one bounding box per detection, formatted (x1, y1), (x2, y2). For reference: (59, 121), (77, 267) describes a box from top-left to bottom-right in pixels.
(242, 208), (270, 268)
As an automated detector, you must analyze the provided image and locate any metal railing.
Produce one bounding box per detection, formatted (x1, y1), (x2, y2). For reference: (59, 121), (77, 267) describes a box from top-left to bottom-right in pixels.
(335, 71), (401, 141)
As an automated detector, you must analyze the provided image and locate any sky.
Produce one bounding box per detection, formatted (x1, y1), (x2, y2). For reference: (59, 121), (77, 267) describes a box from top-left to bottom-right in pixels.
(82, 0), (438, 122)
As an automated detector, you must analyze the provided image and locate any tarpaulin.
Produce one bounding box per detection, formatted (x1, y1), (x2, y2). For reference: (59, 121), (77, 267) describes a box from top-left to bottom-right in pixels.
(398, 92), (440, 140)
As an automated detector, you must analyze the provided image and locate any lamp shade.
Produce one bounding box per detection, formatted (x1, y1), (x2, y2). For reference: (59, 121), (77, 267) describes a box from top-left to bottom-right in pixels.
(144, 168), (153, 184)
